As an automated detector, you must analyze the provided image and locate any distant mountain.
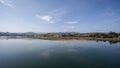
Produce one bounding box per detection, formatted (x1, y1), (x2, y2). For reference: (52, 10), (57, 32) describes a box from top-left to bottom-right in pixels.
(0, 32), (38, 36)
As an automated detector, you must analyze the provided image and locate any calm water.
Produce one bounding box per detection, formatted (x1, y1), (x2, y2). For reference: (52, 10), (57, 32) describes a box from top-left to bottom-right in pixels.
(0, 37), (120, 68)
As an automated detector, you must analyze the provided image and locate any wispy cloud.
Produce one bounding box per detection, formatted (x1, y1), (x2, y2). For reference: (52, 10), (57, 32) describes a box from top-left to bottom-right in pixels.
(36, 8), (68, 24)
(64, 21), (78, 30)
(49, 8), (68, 21)
(36, 15), (55, 23)
(0, 0), (14, 8)
(39, 15), (52, 22)
(66, 21), (78, 24)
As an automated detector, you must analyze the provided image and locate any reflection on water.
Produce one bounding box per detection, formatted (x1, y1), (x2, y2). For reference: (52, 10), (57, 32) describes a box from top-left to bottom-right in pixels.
(96, 40), (120, 45)
(0, 36), (120, 45)
(0, 36), (120, 68)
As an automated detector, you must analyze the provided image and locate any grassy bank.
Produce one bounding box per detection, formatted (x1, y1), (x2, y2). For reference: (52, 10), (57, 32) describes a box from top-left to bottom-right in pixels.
(27, 36), (120, 42)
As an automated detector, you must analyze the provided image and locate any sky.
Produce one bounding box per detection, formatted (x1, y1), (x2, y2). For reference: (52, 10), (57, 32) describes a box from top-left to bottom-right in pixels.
(0, 0), (120, 33)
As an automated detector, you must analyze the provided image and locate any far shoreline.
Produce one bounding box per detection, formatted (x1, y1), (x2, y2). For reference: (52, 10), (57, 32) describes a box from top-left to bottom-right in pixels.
(27, 36), (120, 42)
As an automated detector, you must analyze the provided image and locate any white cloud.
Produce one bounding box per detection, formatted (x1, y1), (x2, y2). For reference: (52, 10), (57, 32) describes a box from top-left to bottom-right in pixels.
(36, 15), (55, 23)
(0, 0), (14, 8)
(37, 15), (52, 22)
(36, 8), (68, 24)
(67, 21), (78, 24)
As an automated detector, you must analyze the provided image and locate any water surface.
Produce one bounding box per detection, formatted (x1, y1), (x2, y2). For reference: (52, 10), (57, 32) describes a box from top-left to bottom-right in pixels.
(0, 37), (120, 68)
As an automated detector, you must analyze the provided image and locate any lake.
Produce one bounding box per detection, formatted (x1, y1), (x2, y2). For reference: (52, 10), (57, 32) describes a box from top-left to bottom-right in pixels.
(0, 37), (120, 68)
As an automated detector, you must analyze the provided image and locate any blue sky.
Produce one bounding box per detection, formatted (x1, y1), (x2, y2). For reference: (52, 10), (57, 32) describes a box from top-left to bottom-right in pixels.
(0, 0), (120, 33)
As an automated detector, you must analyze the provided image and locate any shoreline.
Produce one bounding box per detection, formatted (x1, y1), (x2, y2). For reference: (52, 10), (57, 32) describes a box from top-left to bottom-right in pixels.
(27, 36), (120, 42)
